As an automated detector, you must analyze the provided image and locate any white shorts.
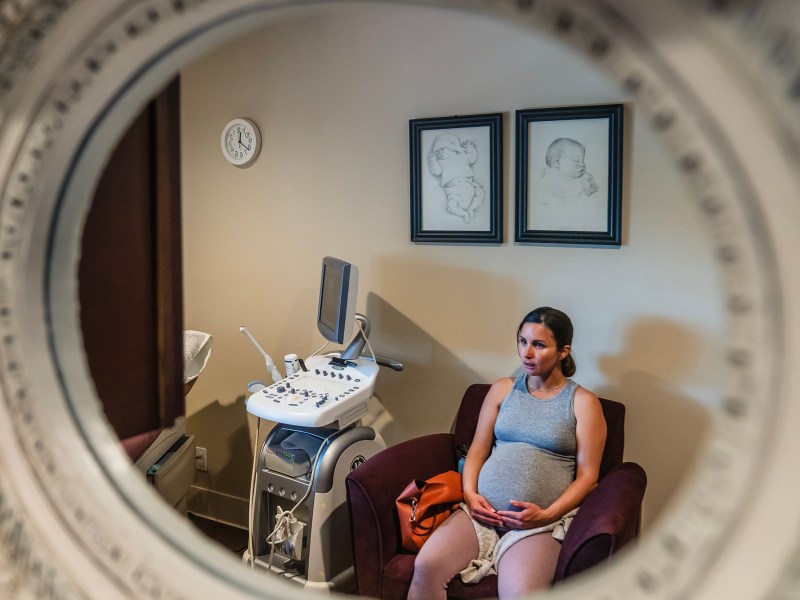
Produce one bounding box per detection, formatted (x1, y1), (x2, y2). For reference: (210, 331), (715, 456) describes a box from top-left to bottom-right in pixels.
(457, 503), (578, 584)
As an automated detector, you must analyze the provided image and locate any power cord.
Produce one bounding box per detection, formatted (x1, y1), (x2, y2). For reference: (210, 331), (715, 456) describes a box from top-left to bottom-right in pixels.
(355, 317), (378, 365)
(308, 339), (330, 358)
(246, 416), (262, 569)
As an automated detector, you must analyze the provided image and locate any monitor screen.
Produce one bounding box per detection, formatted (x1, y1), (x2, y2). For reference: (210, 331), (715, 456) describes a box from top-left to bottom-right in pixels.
(317, 257), (358, 344)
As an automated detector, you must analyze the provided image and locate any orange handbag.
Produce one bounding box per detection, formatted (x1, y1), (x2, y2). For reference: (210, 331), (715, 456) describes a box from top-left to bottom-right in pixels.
(395, 470), (464, 552)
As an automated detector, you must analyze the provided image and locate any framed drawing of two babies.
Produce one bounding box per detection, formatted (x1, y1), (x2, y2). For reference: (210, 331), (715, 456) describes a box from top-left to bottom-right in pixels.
(409, 104), (623, 246)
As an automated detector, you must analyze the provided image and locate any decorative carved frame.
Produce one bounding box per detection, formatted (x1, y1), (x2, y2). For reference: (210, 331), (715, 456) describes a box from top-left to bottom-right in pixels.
(0, 2), (798, 599)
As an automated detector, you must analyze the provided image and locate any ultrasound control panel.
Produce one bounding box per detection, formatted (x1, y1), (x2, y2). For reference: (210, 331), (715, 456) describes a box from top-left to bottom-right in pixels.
(245, 354), (379, 428)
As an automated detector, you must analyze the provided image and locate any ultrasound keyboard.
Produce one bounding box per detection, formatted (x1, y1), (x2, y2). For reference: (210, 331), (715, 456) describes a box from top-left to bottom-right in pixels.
(245, 354), (379, 428)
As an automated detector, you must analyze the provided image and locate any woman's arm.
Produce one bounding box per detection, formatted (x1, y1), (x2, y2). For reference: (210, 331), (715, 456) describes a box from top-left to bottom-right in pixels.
(461, 378), (512, 528)
(497, 386), (607, 529)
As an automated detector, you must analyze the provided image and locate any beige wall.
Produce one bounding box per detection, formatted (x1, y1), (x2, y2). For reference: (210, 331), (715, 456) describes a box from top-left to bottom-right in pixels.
(180, 3), (723, 530)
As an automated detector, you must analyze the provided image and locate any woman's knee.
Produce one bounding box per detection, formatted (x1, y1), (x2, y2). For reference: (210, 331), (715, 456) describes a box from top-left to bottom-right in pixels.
(413, 542), (450, 580)
(496, 533), (561, 598)
(410, 550), (452, 598)
(412, 511), (478, 583)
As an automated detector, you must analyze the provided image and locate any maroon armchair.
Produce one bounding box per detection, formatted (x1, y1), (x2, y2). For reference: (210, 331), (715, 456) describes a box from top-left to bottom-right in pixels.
(345, 384), (647, 599)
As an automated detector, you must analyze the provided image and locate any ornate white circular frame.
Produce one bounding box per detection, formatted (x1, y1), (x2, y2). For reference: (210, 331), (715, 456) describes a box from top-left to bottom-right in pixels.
(0, 1), (798, 598)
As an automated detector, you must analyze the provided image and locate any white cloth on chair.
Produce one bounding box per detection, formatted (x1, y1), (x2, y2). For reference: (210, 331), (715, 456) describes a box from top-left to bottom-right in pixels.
(458, 503), (578, 584)
(184, 330), (213, 383)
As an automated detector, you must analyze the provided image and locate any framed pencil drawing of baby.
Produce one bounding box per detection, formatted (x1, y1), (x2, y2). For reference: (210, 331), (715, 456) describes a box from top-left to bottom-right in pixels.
(410, 113), (503, 243)
(515, 104), (623, 245)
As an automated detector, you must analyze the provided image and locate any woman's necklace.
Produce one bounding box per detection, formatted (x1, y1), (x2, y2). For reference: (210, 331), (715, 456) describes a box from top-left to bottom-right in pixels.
(527, 376), (567, 394)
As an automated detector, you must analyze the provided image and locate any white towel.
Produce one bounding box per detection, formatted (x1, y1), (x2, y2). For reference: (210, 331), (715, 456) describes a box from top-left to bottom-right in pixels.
(184, 330), (213, 383)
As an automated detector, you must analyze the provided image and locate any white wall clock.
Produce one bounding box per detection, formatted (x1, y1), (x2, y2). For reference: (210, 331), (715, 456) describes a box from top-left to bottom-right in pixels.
(220, 117), (261, 167)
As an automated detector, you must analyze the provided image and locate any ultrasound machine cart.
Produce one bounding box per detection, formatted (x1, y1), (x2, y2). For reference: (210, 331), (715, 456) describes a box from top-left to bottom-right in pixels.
(247, 420), (384, 590)
(242, 257), (400, 592)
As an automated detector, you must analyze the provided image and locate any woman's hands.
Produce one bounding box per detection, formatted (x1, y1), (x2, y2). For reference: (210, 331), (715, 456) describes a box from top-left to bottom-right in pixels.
(465, 493), (557, 530)
(496, 500), (556, 530)
(464, 491), (503, 528)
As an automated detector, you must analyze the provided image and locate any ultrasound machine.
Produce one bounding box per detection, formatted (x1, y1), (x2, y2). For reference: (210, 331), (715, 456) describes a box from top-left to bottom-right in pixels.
(241, 256), (401, 593)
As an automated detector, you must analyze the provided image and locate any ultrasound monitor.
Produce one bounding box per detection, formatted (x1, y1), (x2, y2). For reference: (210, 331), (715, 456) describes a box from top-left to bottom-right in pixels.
(317, 257), (359, 344)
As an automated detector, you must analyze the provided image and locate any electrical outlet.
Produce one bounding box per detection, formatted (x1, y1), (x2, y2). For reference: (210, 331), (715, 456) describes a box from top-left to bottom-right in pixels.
(195, 447), (208, 472)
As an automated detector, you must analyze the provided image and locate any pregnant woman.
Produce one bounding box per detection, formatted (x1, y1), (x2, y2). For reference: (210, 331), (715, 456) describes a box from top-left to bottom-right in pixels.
(408, 307), (607, 600)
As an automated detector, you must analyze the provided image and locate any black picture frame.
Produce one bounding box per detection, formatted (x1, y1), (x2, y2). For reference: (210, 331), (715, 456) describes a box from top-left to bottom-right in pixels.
(515, 104), (623, 245)
(410, 113), (503, 243)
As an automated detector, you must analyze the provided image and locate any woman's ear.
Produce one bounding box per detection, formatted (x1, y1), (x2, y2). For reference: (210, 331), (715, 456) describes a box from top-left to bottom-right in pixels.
(559, 344), (571, 361)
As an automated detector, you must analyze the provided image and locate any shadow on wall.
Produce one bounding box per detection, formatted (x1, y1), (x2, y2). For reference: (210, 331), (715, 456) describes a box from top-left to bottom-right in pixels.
(360, 292), (485, 446)
(188, 397), (253, 515)
(595, 317), (713, 529)
(358, 255), (528, 447)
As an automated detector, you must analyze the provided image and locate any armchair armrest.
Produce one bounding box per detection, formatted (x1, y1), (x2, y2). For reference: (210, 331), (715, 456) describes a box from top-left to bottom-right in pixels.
(555, 462), (647, 581)
(346, 433), (458, 598)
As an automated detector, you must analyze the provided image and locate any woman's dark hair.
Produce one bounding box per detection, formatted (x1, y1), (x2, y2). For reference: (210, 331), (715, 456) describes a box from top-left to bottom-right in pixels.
(517, 307), (576, 377)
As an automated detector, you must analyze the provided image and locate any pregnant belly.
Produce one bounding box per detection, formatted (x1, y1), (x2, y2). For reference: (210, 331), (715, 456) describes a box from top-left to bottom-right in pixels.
(477, 442), (575, 511)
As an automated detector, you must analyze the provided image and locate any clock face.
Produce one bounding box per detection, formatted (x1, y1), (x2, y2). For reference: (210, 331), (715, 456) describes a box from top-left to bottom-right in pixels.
(221, 118), (261, 167)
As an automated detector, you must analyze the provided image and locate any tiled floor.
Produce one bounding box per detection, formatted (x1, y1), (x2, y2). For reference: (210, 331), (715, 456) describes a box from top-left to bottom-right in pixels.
(188, 514), (359, 596)
(189, 513), (249, 554)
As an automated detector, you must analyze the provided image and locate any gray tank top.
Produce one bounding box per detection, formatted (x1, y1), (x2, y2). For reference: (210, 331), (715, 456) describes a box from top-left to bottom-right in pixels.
(477, 375), (578, 513)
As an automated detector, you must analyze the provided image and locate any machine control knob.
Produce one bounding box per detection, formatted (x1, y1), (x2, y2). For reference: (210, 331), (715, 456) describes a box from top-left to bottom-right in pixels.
(346, 375), (352, 381)
(277, 386), (286, 393)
